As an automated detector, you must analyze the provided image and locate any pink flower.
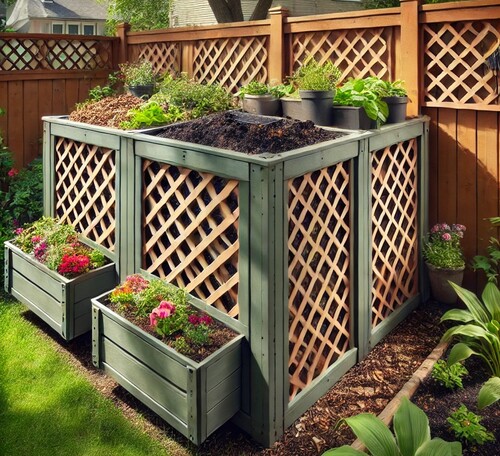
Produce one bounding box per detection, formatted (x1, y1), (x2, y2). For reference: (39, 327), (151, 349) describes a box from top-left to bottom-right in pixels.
(199, 315), (213, 326)
(31, 235), (42, 244)
(7, 168), (18, 177)
(149, 301), (176, 327)
(188, 314), (200, 325)
(14, 227), (23, 235)
(441, 233), (452, 241)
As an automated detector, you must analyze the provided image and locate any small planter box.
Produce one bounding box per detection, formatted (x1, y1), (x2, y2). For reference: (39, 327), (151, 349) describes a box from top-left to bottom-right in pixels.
(91, 293), (245, 445)
(4, 240), (117, 340)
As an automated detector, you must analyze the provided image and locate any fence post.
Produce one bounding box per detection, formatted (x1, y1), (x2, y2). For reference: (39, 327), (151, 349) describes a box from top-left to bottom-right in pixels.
(268, 7), (289, 84)
(181, 42), (195, 78)
(399, 0), (420, 116)
(116, 23), (130, 65)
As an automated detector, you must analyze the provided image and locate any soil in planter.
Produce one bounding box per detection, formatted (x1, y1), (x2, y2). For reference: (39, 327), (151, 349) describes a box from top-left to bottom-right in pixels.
(154, 111), (344, 154)
(106, 300), (237, 363)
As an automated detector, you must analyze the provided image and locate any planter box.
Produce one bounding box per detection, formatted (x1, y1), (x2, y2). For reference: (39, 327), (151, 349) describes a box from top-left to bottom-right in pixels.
(92, 293), (245, 445)
(4, 240), (117, 340)
(332, 106), (377, 130)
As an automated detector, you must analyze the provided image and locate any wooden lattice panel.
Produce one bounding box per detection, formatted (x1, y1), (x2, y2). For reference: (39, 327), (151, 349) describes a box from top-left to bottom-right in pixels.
(128, 42), (181, 75)
(0, 38), (114, 71)
(424, 21), (500, 105)
(142, 160), (240, 317)
(288, 163), (351, 400)
(192, 36), (268, 92)
(371, 140), (418, 328)
(291, 27), (394, 82)
(54, 138), (116, 251)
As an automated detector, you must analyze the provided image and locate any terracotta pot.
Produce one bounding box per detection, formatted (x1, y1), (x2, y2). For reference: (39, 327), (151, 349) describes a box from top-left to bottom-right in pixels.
(426, 262), (465, 304)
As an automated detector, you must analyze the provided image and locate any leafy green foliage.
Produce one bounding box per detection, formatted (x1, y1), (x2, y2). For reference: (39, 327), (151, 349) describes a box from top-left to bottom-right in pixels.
(432, 360), (468, 389)
(334, 78), (389, 126)
(293, 58), (342, 92)
(472, 218), (500, 284)
(363, 0), (399, 9)
(237, 81), (270, 97)
(477, 376), (500, 409)
(423, 223), (466, 269)
(119, 61), (156, 86)
(98, 0), (170, 34)
(134, 278), (188, 317)
(447, 405), (495, 445)
(120, 101), (172, 129)
(322, 397), (461, 455)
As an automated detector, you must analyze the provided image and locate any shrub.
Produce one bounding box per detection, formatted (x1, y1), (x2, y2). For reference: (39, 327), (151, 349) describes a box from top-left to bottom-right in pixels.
(447, 405), (495, 445)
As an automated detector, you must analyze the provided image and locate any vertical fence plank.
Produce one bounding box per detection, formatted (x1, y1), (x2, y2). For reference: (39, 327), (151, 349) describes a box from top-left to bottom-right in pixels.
(23, 80), (41, 164)
(424, 107), (438, 225)
(7, 81), (24, 167)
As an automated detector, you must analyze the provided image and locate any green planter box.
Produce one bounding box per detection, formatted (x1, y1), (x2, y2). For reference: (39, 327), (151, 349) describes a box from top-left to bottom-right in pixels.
(91, 293), (245, 445)
(4, 240), (117, 340)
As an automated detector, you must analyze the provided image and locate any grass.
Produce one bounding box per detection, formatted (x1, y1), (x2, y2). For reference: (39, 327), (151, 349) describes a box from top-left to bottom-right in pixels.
(0, 295), (171, 456)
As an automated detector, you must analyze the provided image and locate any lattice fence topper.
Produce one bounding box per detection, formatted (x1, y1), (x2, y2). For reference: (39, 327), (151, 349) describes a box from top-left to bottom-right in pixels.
(288, 163), (351, 400)
(142, 160), (240, 318)
(54, 138), (116, 251)
(192, 36), (268, 92)
(290, 27), (394, 82)
(0, 38), (114, 71)
(128, 42), (181, 75)
(371, 140), (418, 328)
(424, 21), (500, 105)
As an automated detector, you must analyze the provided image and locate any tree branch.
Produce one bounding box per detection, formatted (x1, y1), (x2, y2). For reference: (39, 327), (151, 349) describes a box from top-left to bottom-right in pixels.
(249, 0), (273, 21)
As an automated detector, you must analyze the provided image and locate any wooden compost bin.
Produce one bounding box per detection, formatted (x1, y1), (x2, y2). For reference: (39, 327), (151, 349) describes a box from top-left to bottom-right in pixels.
(42, 115), (428, 446)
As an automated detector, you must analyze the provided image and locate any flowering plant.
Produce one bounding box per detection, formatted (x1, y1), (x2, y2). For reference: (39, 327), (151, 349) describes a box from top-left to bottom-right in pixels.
(109, 274), (215, 356)
(423, 223), (466, 269)
(13, 216), (107, 277)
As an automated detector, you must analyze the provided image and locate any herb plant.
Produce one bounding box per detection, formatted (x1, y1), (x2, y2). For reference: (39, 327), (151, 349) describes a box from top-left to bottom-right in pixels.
(293, 57), (342, 92)
(119, 60), (155, 86)
(423, 222), (466, 269)
(431, 360), (468, 389)
(237, 81), (270, 97)
(447, 405), (495, 445)
(120, 101), (171, 129)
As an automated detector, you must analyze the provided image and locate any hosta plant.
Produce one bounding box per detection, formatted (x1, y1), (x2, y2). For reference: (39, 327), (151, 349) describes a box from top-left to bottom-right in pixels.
(322, 396), (462, 455)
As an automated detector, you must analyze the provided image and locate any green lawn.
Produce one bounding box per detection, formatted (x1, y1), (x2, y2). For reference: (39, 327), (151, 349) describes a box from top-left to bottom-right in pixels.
(0, 296), (171, 456)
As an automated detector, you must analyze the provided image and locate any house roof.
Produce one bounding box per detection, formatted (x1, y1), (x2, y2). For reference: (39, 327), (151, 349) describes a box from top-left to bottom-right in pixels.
(7, 0), (107, 30)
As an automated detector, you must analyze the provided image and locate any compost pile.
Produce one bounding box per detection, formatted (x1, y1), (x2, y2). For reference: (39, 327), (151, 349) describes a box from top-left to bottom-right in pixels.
(155, 111), (344, 154)
(69, 94), (143, 128)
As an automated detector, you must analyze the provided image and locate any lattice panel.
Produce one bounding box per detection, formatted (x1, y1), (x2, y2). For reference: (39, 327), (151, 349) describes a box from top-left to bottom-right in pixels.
(291, 27), (394, 82)
(128, 42), (181, 75)
(54, 138), (116, 251)
(192, 36), (268, 93)
(371, 140), (418, 328)
(288, 163), (351, 400)
(424, 21), (500, 105)
(142, 160), (240, 317)
(0, 38), (114, 71)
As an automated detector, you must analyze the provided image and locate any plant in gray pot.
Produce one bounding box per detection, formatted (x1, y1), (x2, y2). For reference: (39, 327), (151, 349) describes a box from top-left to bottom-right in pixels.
(237, 80), (282, 116)
(119, 60), (156, 99)
(423, 222), (467, 304)
(333, 77), (388, 129)
(292, 57), (342, 126)
(377, 79), (408, 123)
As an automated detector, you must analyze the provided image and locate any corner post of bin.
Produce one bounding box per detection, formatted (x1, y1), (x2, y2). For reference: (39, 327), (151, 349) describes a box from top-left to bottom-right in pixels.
(42, 119), (55, 217)
(418, 117), (430, 302)
(355, 136), (372, 360)
(247, 162), (285, 446)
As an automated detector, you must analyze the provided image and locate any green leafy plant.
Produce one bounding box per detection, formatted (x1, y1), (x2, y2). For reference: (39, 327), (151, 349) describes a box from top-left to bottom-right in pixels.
(322, 396), (461, 455)
(120, 101), (172, 129)
(119, 60), (156, 87)
(431, 360), (468, 389)
(447, 405), (495, 445)
(472, 217), (499, 284)
(293, 57), (342, 92)
(237, 81), (271, 97)
(334, 78), (389, 125)
(13, 217), (107, 277)
(442, 281), (500, 408)
(423, 223), (466, 269)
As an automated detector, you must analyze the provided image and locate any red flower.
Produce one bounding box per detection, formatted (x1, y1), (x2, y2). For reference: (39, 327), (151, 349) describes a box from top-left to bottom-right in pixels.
(7, 168), (18, 177)
(57, 254), (90, 276)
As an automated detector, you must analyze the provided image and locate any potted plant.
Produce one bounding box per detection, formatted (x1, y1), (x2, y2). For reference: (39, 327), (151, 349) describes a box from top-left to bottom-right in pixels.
(376, 79), (408, 124)
(422, 222), (466, 304)
(237, 80), (282, 116)
(290, 58), (342, 126)
(91, 274), (245, 445)
(333, 77), (389, 129)
(4, 216), (116, 340)
(119, 60), (156, 99)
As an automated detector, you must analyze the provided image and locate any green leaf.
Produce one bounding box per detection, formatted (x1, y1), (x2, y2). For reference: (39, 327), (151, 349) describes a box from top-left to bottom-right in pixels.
(482, 282), (500, 321)
(342, 413), (399, 456)
(394, 397), (430, 456)
(322, 447), (366, 455)
(442, 324), (493, 343)
(478, 376), (500, 409)
(447, 343), (476, 366)
(415, 438), (462, 456)
(449, 282), (490, 324)
(440, 309), (473, 325)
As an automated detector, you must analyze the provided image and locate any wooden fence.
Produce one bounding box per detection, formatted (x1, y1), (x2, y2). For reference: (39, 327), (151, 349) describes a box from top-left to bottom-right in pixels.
(0, 0), (498, 289)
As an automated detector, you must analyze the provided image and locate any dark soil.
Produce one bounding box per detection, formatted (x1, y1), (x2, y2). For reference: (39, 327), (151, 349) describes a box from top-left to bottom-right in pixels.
(155, 111), (344, 154)
(17, 300), (499, 455)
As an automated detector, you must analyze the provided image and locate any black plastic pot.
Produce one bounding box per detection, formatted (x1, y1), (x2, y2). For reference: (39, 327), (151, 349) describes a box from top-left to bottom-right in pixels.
(383, 96), (408, 123)
(332, 106), (377, 130)
(298, 90), (334, 126)
(128, 84), (155, 99)
(242, 94), (282, 116)
(281, 97), (304, 121)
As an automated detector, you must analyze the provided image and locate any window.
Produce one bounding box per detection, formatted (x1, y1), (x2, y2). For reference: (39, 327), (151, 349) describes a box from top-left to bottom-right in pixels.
(52, 23), (64, 34)
(83, 24), (95, 36)
(67, 23), (80, 34)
